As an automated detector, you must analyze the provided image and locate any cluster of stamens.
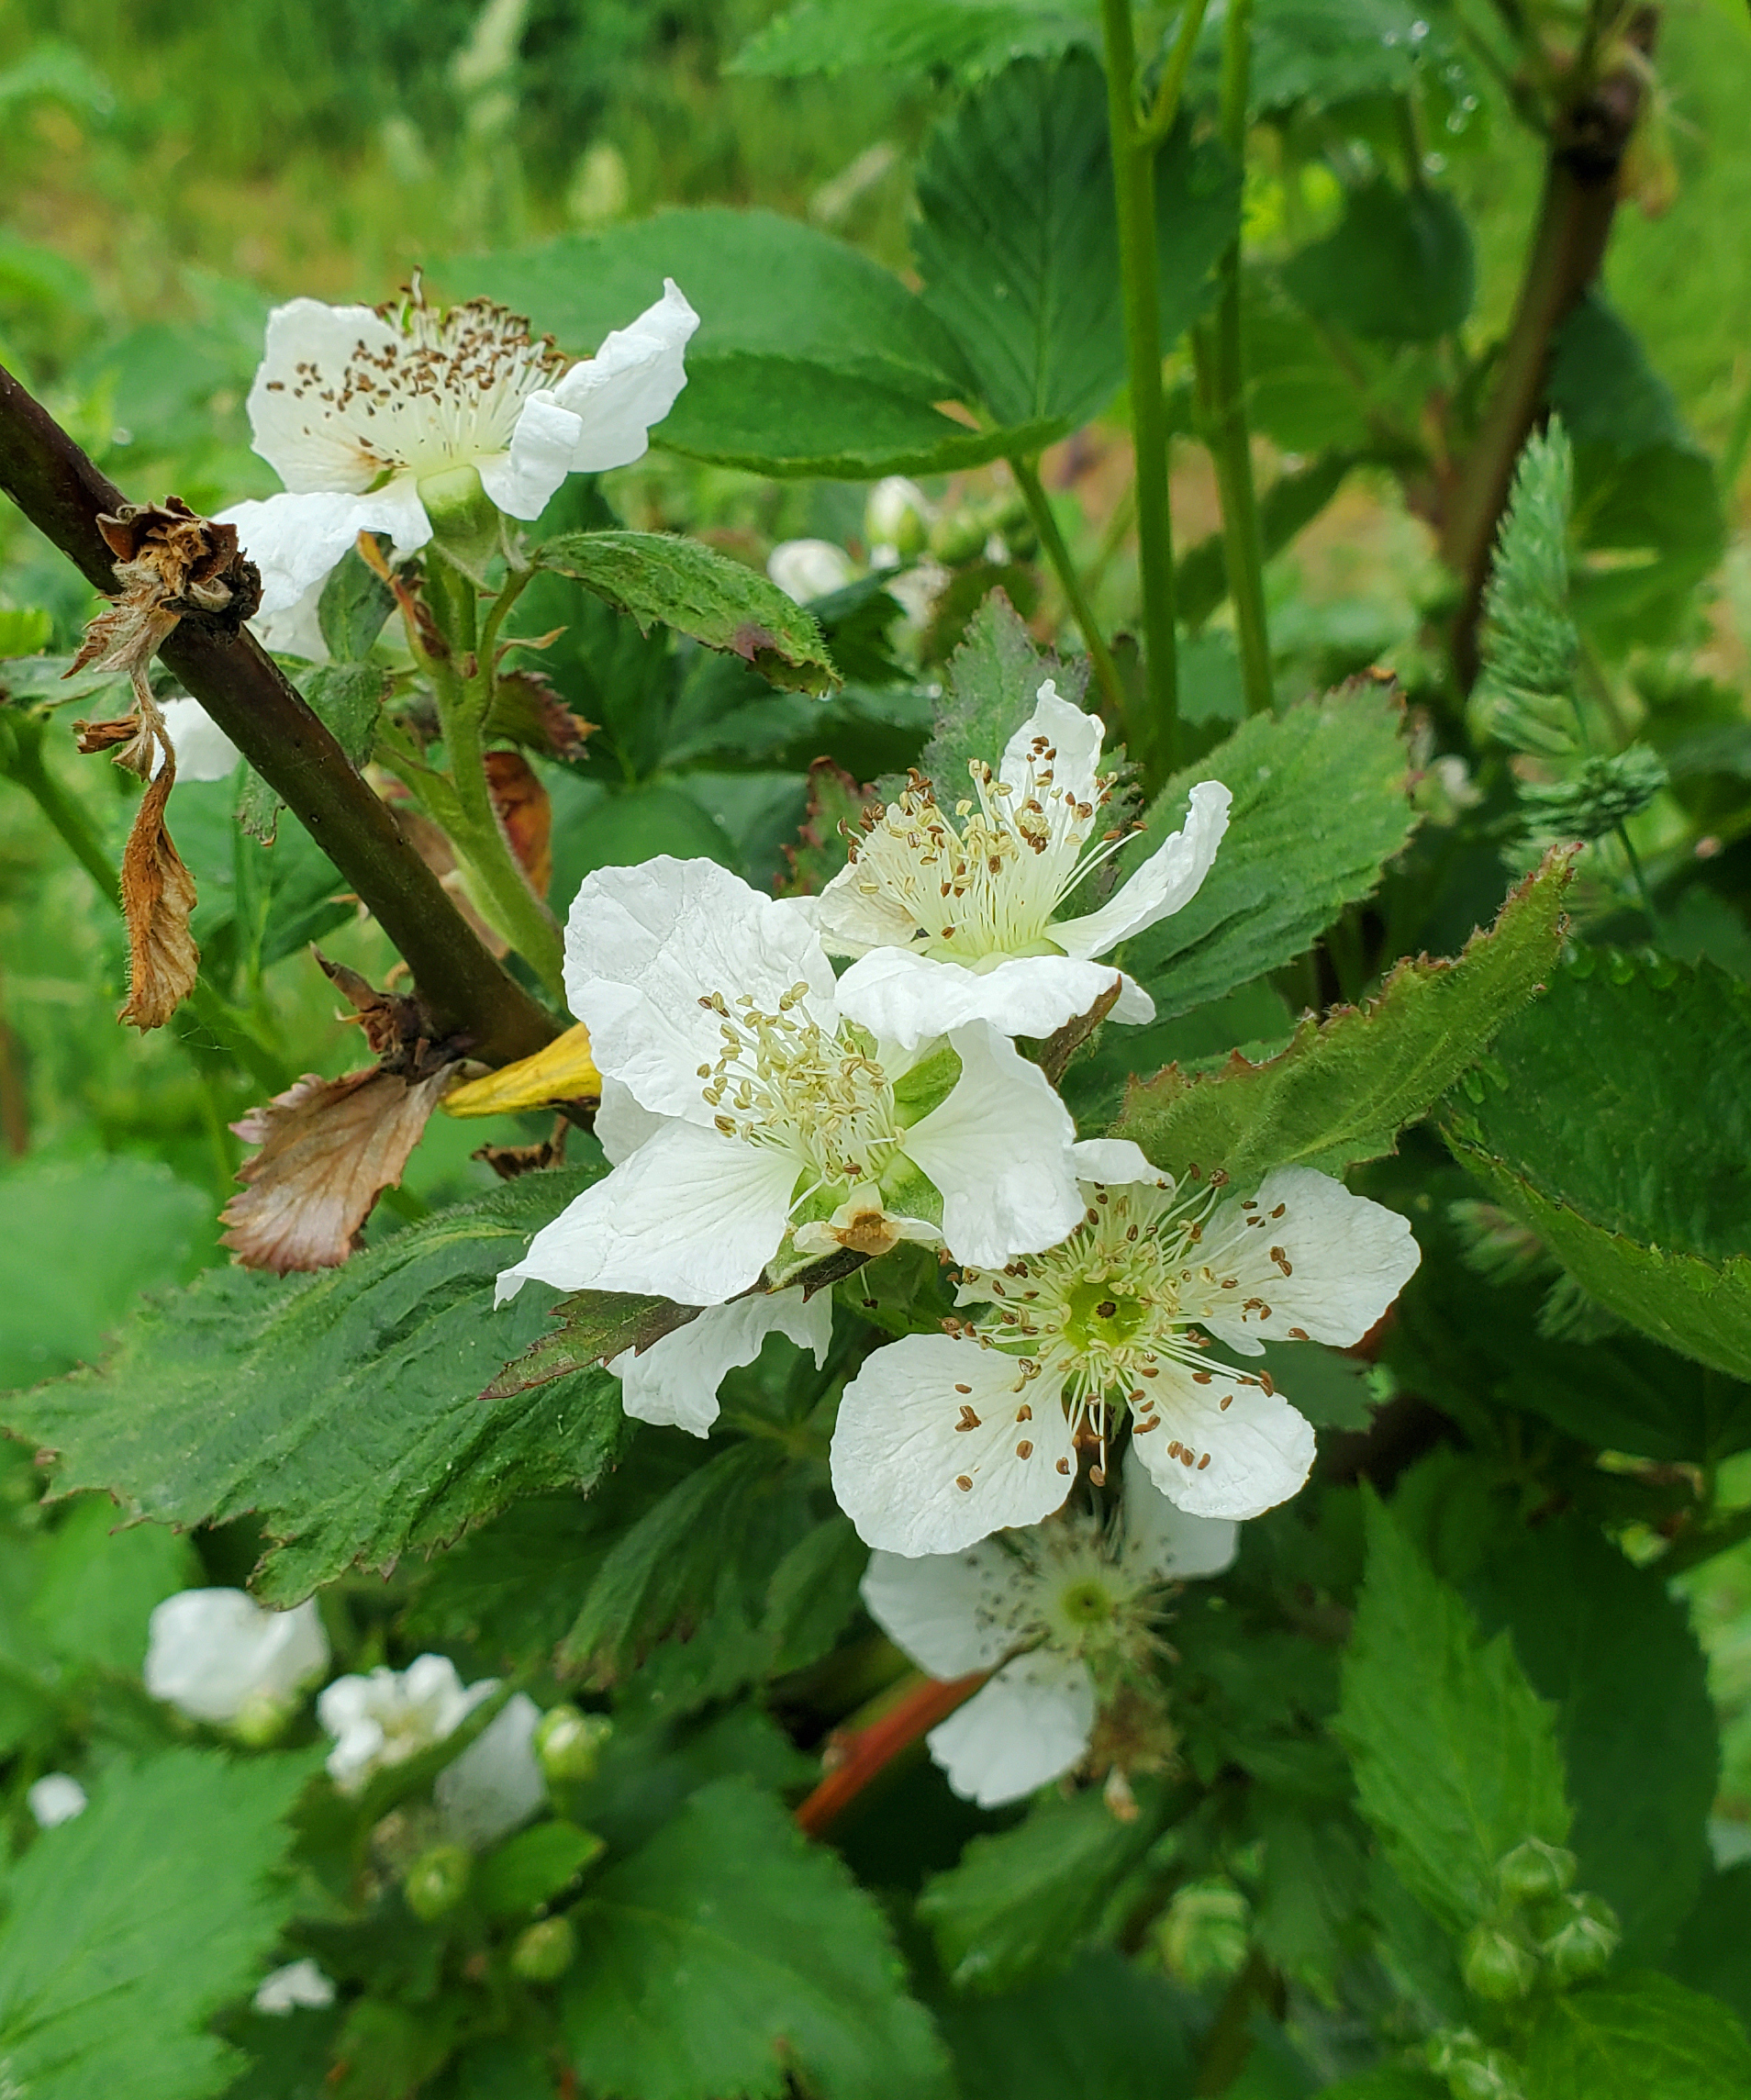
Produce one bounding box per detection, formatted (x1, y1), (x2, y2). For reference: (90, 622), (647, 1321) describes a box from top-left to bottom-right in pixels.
(966, 1517), (1170, 1673)
(695, 984), (899, 1193)
(842, 732), (1129, 960)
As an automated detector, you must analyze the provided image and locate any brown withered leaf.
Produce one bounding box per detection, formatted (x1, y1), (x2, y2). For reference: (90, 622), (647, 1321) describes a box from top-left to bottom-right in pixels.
(67, 497), (261, 696)
(474, 1127), (567, 1181)
(485, 665), (596, 760)
(117, 752), (200, 1031)
(485, 748), (553, 897)
(75, 711), (158, 776)
(777, 757), (872, 897)
(221, 1065), (454, 1273)
(314, 950), (441, 1070)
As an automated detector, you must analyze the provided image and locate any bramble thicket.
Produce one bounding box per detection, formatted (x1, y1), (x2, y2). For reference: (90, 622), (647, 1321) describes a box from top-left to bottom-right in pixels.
(2, 2), (1751, 2096)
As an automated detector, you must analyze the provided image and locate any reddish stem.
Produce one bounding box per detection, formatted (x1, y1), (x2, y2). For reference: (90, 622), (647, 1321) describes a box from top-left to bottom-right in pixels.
(795, 1670), (988, 1838)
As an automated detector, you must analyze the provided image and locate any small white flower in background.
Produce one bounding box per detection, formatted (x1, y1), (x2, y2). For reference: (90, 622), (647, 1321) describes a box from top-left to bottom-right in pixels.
(219, 277), (697, 654)
(864, 476), (933, 564)
(862, 1467), (1235, 1808)
(818, 681), (1232, 1049)
(831, 1140), (1419, 1557)
(158, 697), (240, 784)
(613, 1283), (833, 1438)
(26, 1772), (87, 1828)
(253, 1959), (336, 2016)
(496, 857), (1084, 1310)
(766, 538), (856, 606)
(433, 1691), (548, 1849)
(145, 1589), (330, 1734)
(318, 1654), (495, 1793)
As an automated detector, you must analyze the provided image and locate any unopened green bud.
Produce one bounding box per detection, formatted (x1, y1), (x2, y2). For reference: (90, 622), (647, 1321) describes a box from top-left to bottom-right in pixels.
(1462, 1921), (1540, 2004)
(536, 1705), (612, 1785)
(1536, 1890), (1620, 1983)
(417, 464), (501, 569)
(928, 510), (988, 567)
(229, 1690), (293, 1748)
(1497, 1838), (1577, 1906)
(509, 1915), (577, 1982)
(404, 1843), (473, 1922)
(1425, 2033), (1523, 2100)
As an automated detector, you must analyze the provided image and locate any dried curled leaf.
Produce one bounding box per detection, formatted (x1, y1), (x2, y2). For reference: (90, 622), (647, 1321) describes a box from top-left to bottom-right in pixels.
(485, 748), (553, 897)
(221, 1066), (453, 1273)
(68, 497), (261, 693)
(117, 755), (200, 1032)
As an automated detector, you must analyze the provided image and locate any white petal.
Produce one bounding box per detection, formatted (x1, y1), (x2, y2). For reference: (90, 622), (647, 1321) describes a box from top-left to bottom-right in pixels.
(593, 1075), (668, 1167)
(812, 860), (919, 960)
(1120, 1463), (1237, 1581)
(544, 278), (699, 472)
(766, 539), (856, 605)
(1057, 779), (1232, 959)
(496, 1115), (797, 1304)
(1131, 1364), (1315, 1521)
(999, 680), (1105, 813)
(612, 1286), (831, 1438)
(246, 297), (406, 493)
(830, 1334), (1076, 1557)
(860, 1541), (1029, 1678)
(1070, 1137), (1166, 1189)
(925, 1650), (1096, 1808)
(1195, 1167), (1422, 1353)
(27, 1773), (87, 1828)
(254, 1959), (336, 2016)
(251, 576), (329, 662)
(481, 392), (584, 520)
(563, 856), (837, 1122)
(835, 946), (1136, 1052)
(902, 1023), (1082, 1266)
(144, 1589), (330, 1726)
(220, 483), (429, 620)
(159, 698), (240, 783)
(434, 1692), (548, 1850)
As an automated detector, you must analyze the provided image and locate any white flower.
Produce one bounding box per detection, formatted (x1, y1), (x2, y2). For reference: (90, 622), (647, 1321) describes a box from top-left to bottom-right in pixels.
(819, 682), (1232, 1049)
(767, 538), (855, 604)
(317, 1654), (495, 1793)
(253, 1960), (337, 2016)
(144, 1589), (330, 1731)
(613, 1284), (834, 1438)
(433, 1692), (547, 1849)
(159, 697), (240, 783)
(864, 475), (933, 563)
(831, 1142), (1419, 1556)
(218, 278), (698, 652)
(496, 857), (1084, 1308)
(27, 1772), (87, 1828)
(862, 1467), (1235, 1807)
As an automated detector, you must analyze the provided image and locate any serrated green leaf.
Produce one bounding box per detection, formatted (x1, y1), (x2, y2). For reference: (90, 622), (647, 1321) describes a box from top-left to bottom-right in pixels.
(1337, 1494), (1570, 1936)
(482, 1290), (687, 1399)
(731, 0), (1089, 80)
(1228, 0), (1458, 114)
(297, 663), (385, 768)
(29, 1495), (198, 1676)
(562, 1776), (951, 2100)
(937, 1950), (1196, 2100)
(1112, 849), (1568, 1185)
(764, 1514), (868, 1674)
(316, 542), (395, 664)
(1, 1173), (630, 1603)
(537, 531), (837, 695)
(1114, 680), (1416, 1025)
(1667, 1865), (1751, 2031)
(912, 53), (1237, 429)
(1524, 1972), (1751, 2099)
(476, 1819), (606, 1918)
(915, 588), (1084, 797)
(0, 1750), (311, 2100)
(917, 1784), (1164, 1993)
(1280, 179), (1473, 343)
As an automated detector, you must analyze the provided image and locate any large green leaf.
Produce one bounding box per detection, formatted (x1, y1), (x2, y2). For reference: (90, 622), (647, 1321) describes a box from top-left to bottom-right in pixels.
(1225, 0), (1460, 114)
(937, 1951), (1196, 2100)
(1111, 848), (1567, 1185)
(562, 1776), (951, 2100)
(1337, 1495), (1570, 1936)
(731, 0), (1090, 79)
(911, 52), (1238, 430)
(3, 1174), (630, 1603)
(1279, 179), (1473, 344)
(1666, 1866), (1751, 2031)
(0, 1750), (310, 2100)
(1524, 1972), (1751, 2099)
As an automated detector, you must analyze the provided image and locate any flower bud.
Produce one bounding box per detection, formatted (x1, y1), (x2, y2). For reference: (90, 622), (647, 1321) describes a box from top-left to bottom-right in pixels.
(766, 539), (854, 606)
(536, 1705), (612, 1785)
(404, 1843), (473, 1922)
(1496, 1837), (1577, 1906)
(928, 509), (989, 567)
(418, 464), (502, 569)
(1425, 2031), (1523, 2100)
(1536, 1890), (1620, 1984)
(509, 1915), (577, 1983)
(1461, 1921), (1539, 2004)
(864, 476), (931, 561)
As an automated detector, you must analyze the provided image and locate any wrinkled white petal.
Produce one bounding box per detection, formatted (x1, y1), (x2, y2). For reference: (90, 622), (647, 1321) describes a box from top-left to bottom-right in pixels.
(1132, 1364), (1315, 1522)
(593, 1075), (668, 1167)
(767, 539), (855, 605)
(1069, 1137), (1164, 1188)
(563, 856), (838, 1121)
(1000, 682), (1105, 818)
(144, 1589), (330, 1728)
(831, 1333), (1076, 1557)
(543, 278), (699, 473)
(159, 698), (240, 783)
(496, 1114), (798, 1305)
(27, 1773), (87, 1828)
(902, 1023), (1082, 1266)
(612, 1286), (831, 1437)
(1120, 1463), (1238, 1581)
(318, 1654), (493, 1793)
(220, 485), (429, 620)
(1195, 1167), (1421, 1355)
(925, 1649), (1096, 1808)
(1057, 779), (1232, 959)
(860, 1540), (1030, 1679)
(480, 391), (583, 520)
(812, 864), (920, 959)
(252, 576), (329, 662)
(434, 1692), (548, 1850)
(835, 945), (1138, 1052)
(253, 1959), (336, 2016)
(246, 297), (405, 493)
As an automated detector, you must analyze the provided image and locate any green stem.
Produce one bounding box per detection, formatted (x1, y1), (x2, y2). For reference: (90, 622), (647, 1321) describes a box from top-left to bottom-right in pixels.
(1193, 0), (1273, 717)
(1099, 0), (1179, 789)
(1140, 0), (1213, 145)
(1010, 457), (1127, 723)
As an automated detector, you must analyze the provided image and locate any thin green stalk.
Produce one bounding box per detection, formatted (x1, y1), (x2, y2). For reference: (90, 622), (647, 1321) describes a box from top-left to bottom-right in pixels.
(1193, 0), (1273, 717)
(1010, 457), (1126, 723)
(1140, 0), (1213, 145)
(1099, 0), (1180, 788)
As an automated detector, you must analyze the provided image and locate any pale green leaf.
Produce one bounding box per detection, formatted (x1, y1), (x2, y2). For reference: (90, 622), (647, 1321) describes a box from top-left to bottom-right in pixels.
(731, 0), (1090, 80)
(938, 1951), (1196, 2100)
(1280, 180), (1473, 343)
(1525, 1972), (1751, 2099)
